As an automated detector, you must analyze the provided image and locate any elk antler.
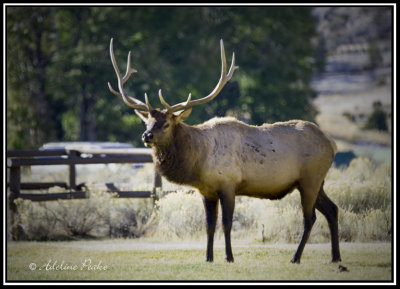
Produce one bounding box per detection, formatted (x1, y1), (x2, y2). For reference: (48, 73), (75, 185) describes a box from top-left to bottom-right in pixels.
(159, 39), (239, 113)
(108, 38), (152, 111)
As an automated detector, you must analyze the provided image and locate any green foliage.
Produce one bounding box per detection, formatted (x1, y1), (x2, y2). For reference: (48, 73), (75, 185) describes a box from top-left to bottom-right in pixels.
(7, 7), (58, 149)
(7, 6), (319, 149)
(364, 101), (388, 131)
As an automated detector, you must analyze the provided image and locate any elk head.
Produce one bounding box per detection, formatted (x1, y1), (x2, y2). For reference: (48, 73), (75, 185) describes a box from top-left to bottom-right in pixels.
(108, 38), (238, 148)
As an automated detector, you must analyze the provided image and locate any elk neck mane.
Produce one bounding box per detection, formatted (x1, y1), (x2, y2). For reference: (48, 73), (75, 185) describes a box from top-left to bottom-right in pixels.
(151, 120), (207, 186)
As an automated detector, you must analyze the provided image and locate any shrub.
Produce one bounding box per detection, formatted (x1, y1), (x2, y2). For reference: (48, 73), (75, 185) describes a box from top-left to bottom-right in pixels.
(109, 197), (155, 238)
(14, 199), (61, 241)
(14, 190), (156, 240)
(52, 191), (110, 237)
(155, 191), (205, 239)
(14, 157), (392, 243)
(15, 191), (111, 240)
(325, 158), (391, 213)
(364, 101), (388, 131)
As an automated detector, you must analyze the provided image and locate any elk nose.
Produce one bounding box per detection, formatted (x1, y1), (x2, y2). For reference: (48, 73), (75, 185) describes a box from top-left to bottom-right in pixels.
(142, 132), (153, 143)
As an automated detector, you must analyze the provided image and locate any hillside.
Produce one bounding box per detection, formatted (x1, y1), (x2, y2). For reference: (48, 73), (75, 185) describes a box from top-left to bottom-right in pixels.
(311, 7), (392, 163)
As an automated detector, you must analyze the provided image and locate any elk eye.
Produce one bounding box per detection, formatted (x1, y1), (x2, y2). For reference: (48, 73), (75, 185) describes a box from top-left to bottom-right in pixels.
(163, 123), (170, 129)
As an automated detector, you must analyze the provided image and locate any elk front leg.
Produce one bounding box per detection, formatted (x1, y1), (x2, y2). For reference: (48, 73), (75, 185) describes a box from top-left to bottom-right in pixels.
(202, 196), (218, 262)
(218, 190), (235, 263)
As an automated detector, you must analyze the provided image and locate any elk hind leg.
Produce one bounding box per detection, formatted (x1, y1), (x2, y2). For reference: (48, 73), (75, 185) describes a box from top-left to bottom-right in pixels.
(315, 185), (341, 262)
(218, 190), (235, 262)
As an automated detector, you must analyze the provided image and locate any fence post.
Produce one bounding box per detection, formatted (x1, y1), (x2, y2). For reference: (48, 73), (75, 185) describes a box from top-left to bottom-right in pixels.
(8, 166), (20, 240)
(154, 171), (162, 192)
(68, 150), (79, 190)
(152, 170), (162, 207)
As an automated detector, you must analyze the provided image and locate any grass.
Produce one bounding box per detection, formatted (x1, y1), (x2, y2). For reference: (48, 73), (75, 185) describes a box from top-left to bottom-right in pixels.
(6, 240), (392, 282)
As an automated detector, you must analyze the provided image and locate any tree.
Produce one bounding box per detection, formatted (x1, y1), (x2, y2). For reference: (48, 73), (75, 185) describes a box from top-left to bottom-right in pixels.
(7, 6), (320, 149)
(7, 7), (57, 149)
(364, 101), (388, 131)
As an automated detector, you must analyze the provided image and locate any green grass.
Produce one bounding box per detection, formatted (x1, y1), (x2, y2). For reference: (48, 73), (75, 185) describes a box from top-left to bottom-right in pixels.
(6, 241), (392, 282)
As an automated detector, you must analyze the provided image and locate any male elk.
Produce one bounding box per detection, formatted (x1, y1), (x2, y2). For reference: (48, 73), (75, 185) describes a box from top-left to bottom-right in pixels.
(108, 39), (341, 264)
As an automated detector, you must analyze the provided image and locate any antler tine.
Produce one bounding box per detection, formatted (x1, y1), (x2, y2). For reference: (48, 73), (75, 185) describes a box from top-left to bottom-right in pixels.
(227, 52), (238, 80)
(144, 93), (153, 111)
(160, 39), (239, 113)
(220, 39), (227, 79)
(122, 51), (137, 84)
(159, 89), (172, 111)
(108, 38), (150, 111)
(109, 38), (122, 79)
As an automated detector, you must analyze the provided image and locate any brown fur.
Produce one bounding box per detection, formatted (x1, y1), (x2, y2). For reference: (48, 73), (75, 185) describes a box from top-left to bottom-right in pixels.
(152, 122), (204, 185)
(108, 39), (341, 263)
(138, 110), (341, 264)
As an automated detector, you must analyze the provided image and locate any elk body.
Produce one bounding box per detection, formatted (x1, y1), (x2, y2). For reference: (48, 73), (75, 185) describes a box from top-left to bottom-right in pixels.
(108, 39), (341, 264)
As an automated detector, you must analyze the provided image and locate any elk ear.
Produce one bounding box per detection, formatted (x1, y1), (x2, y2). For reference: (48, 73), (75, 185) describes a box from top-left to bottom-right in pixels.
(173, 108), (192, 122)
(135, 110), (149, 123)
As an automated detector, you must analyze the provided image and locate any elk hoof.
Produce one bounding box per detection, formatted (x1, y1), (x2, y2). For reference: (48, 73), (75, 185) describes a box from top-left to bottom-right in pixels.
(338, 265), (349, 272)
(290, 258), (301, 264)
(225, 257), (234, 263)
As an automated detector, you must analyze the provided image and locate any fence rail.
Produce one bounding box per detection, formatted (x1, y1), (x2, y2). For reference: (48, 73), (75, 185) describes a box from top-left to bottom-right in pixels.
(6, 148), (162, 240)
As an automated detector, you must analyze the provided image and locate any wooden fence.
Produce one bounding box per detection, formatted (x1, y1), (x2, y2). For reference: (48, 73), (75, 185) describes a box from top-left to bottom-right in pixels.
(6, 148), (162, 240)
